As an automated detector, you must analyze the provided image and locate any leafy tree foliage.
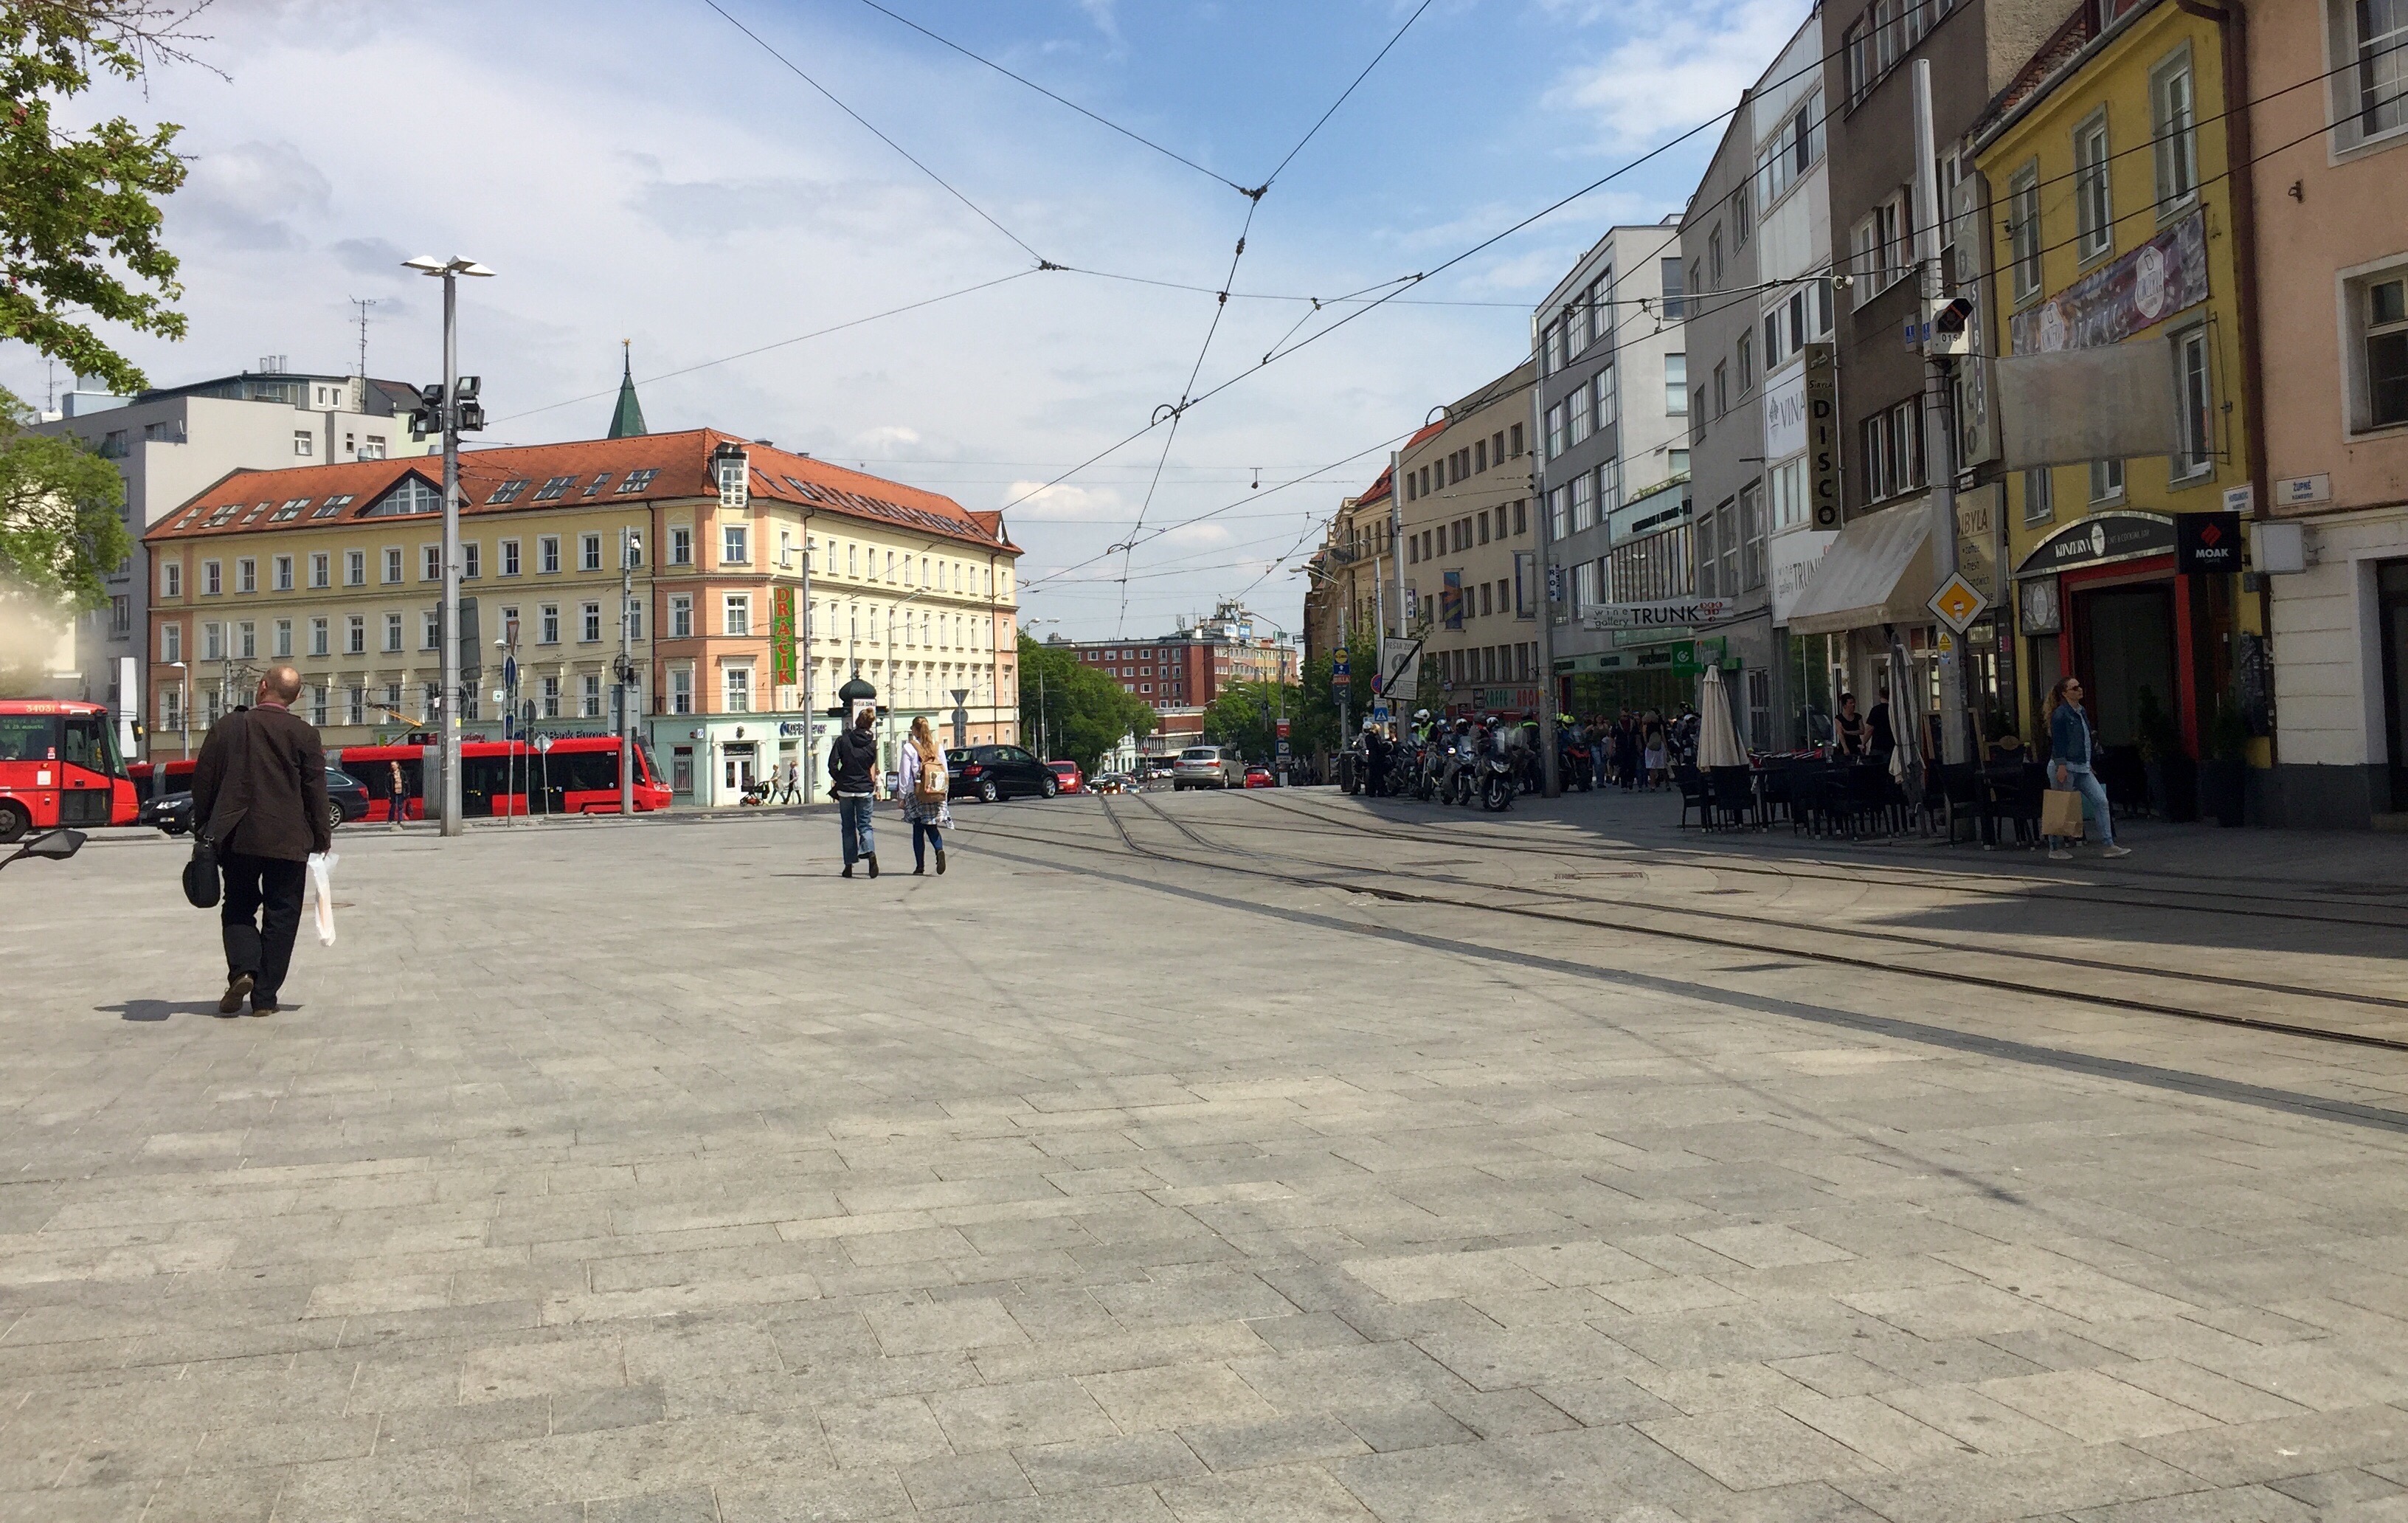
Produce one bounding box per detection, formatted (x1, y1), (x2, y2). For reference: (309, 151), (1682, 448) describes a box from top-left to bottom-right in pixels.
(0, 384), (128, 607)
(0, 1), (198, 393)
(1017, 634), (1158, 774)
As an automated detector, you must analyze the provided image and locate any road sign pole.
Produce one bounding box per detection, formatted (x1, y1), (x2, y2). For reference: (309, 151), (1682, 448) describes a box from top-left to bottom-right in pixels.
(1913, 58), (1969, 765)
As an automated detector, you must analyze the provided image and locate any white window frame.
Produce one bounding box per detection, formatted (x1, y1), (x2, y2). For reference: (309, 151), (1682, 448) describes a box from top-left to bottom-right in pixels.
(2089, 457), (2127, 502)
(724, 593), (751, 637)
(2170, 323), (2216, 480)
(2328, 0), (2408, 156)
(2009, 163), (2044, 304)
(2074, 110), (2114, 263)
(2340, 256), (2408, 436)
(722, 662), (754, 714)
(2151, 46), (2198, 216)
(160, 560), (181, 598)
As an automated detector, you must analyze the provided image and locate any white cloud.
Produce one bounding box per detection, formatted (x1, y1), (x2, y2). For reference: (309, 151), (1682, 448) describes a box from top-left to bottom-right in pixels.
(1545, 0), (1810, 153)
(1007, 482), (1129, 522)
(172, 139), (329, 250)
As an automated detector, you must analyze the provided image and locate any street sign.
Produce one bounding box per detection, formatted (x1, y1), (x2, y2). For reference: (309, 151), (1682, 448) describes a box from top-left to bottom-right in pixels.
(502, 655), (516, 690)
(534, 734), (554, 753)
(1371, 702), (1390, 725)
(1276, 719), (1290, 739)
(2176, 511), (2245, 574)
(1332, 655), (1349, 688)
(1927, 573), (1989, 632)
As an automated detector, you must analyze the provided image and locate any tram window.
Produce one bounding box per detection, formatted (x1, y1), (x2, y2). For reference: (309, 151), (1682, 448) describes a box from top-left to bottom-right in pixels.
(563, 750), (618, 792)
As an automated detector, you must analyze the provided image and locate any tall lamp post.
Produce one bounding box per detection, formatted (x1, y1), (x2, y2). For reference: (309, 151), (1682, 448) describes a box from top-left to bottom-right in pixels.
(167, 660), (189, 759)
(1021, 617), (1058, 759)
(402, 254), (494, 838)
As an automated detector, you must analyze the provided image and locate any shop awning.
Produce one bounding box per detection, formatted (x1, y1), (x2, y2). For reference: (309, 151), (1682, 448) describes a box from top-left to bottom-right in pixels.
(1784, 507), (1936, 636)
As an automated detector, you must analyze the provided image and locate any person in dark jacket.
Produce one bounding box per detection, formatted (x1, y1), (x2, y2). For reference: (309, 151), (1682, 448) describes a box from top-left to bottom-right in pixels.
(2045, 675), (2130, 860)
(828, 707), (881, 878)
(190, 665), (332, 1015)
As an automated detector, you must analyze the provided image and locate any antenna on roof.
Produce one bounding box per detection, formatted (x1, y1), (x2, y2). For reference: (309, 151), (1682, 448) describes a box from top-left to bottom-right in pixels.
(349, 297), (378, 380)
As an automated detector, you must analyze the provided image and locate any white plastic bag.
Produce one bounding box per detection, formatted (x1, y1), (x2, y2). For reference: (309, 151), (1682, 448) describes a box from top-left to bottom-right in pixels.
(308, 851), (337, 946)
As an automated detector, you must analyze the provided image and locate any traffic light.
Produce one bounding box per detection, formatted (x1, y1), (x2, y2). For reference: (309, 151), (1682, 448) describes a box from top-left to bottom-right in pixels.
(1926, 296), (1976, 357)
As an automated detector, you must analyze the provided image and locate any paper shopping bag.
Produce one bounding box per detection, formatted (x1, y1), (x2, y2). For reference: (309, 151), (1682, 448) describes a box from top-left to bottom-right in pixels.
(2040, 787), (2085, 839)
(308, 851), (338, 946)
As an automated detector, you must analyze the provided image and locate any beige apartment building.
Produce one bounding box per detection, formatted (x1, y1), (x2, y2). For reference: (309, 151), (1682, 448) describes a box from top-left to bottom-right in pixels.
(142, 429), (1020, 807)
(2246, 0), (2408, 826)
(1397, 362), (1539, 716)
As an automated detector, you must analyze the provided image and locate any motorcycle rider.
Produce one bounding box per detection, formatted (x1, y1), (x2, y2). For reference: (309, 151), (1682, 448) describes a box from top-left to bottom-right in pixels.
(1441, 717), (1477, 804)
(1361, 717), (1391, 798)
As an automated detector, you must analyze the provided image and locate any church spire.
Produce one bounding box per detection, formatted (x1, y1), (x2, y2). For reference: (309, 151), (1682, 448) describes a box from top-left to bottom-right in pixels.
(606, 339), (648, 439)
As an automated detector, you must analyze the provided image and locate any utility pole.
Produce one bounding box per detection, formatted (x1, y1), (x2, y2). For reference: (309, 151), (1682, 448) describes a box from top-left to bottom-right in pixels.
(799, 517), (817, 804)
(403, 255), (494, 837)
(1911, 60), (1968, 765)
(619, 525), (638, 818)
(1531, 320), (1563, 796)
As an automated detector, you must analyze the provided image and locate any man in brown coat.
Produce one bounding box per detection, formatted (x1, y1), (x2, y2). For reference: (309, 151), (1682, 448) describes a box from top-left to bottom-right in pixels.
(191, 665), (332, 1015)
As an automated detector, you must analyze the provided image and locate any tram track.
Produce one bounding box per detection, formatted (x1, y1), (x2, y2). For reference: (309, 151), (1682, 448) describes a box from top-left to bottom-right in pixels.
(960, 794), (2408, 1055)
(1236, 788), (2408, 932)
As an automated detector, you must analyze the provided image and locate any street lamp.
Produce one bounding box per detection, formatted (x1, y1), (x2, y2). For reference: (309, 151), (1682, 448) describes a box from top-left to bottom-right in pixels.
(1021, 617), (1059, 759)
(402, 253), (495, 838)
(167, 660), (189, 759)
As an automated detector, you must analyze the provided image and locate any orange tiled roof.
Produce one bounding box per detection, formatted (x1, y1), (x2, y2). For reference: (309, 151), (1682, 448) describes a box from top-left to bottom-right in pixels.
(141, 429), (1018, 554)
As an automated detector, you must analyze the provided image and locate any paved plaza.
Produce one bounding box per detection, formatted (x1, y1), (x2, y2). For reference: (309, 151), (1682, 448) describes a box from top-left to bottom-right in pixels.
(10, 792), (2408, 1522)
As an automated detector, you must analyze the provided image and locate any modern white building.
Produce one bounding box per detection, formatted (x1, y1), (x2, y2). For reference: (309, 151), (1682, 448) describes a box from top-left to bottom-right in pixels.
(34, 365), (431, 744)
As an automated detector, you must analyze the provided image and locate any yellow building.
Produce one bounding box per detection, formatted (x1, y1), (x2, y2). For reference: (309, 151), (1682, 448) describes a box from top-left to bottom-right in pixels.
(1973, 0), (2265, 781)
(142, 429), (1021, 807)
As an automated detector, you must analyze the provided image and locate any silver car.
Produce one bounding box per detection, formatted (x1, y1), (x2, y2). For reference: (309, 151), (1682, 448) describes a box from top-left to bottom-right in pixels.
(1172, 745), (1241, 790)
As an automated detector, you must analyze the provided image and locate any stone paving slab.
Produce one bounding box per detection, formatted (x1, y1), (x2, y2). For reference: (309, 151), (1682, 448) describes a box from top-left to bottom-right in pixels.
(8, 806), (2408, 1520)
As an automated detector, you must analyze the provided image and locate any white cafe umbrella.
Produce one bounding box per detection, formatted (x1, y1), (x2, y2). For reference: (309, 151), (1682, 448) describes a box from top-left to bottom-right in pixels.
(1697, 662), (1746, 768)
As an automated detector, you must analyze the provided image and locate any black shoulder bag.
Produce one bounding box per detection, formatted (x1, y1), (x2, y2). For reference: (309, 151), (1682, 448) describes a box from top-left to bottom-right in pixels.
(181, 832), (220, 909)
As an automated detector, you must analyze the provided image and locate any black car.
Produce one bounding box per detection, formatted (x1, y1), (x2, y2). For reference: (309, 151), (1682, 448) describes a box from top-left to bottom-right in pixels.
(145, 767), (371, 837)
(946, 745), (1058, 804)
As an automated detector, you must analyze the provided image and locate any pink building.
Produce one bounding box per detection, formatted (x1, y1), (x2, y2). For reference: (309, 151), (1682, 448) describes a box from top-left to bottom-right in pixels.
(2248, 0), (2408, 826)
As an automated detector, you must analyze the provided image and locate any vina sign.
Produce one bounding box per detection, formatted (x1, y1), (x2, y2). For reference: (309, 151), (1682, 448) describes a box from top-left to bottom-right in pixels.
(1582, 597), (1737, 632)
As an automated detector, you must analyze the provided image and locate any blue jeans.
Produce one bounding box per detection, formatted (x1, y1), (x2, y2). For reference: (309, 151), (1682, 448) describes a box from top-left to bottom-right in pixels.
(912, 818), (943, 868)
(838, 795), (875, 863)
(2051, 764), (2114, 847)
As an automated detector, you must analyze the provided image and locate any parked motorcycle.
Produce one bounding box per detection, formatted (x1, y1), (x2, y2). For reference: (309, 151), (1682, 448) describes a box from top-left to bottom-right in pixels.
(1480, 748), (1516, 811)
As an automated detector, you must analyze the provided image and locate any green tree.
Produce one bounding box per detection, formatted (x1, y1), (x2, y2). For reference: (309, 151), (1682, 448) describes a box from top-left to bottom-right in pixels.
(1200, 678), (1304, 765)
(0, 383), (128, 607)
(1017, 635), (1158, 775)
(0, 1), (198, 394)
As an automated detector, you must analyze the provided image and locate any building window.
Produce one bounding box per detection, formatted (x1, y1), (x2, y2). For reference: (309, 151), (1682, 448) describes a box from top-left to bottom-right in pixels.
(308, 552), (328, 589)
(463, 542), (480, 580)
(723, 664), (752, 714)
(383, 613), (403, 653)
(539, 604), (559, 644)
(582, 603), (602, 643)
(1546, 402), (1565, 458)
(1568, 384), (1590, 446)
(2089, 457), (2126, 501)
(581, 533), (603, 573)
(1571, 473), (1595, 533)
(1713, 361), (1729, 419)
(347, 687), (364, 726)
(201, 621), (222, 661)
(670, 666), (693, 714)
(1664, 353), (1687, 413)
(160, 621), (181, 662)
(2333, 0), (2408, 148)
(2024, 466), (2056, 524)
(1740, 480), (1764, 590)
(383, 548), (403, 584)
(293, 430), (313, 457)
(628, 596), (644, 643)
(2151, 50), (2198, 213)
(540, 536), (560, 574)
(722, 524), (749, 565)
(309, 617), (328, 657)
(2172, 325), (2215, 477)
(421, 610), (439, 651)
(581, 674), (601, 718)
(1737, 334), (1754, 396)
(2075, 112), (2114, 260)
(342, 550), (363, 587)
(671, 594), (693, 638)
(1709, 226), (1724, 291)
(270, 555), (291, 591)
(724, 593), (750, 636)
(235, 557), (255, 593)
(1659, 257), (1686, 319)
(159, 688), (181, 732)
(360, 435), (386, 460)
(345, 615), (365, 655)
(272, 618), (291, 658)
(160, 560), (181, 598)
(542, 675), (561, 719)
(421, 545), (439, 582)
(501, 539), (520, 576)
(671, 526), (693, 565)
(2351, 270), (2408, 432)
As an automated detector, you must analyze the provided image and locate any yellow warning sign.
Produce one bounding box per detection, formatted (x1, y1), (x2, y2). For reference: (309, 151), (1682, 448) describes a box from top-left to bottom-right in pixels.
(1926, 573), (1989, 633)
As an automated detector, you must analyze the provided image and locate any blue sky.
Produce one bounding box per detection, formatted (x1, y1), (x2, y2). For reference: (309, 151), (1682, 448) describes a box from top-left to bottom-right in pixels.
(10, 0), (1809, 638)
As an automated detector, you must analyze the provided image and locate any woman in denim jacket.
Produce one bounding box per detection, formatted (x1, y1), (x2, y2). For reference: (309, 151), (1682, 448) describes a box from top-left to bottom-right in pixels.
(2045, 677), (2131, 861)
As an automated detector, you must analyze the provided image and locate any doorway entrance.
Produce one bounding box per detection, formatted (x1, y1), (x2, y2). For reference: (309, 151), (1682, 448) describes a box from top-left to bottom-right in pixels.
(723, 742), (757, 796)
(2074, 583), (2176, 748)
(2379, 560), (2408, 807)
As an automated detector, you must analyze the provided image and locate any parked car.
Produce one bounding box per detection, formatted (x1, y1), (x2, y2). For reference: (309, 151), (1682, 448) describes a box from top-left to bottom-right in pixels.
(1172, 745), (1242, 790)
(946, 745), (1059, 803)
(148, 767), (376, 837)
(1048, 760), (1084, 795)
(1243, 765), (1276, 789)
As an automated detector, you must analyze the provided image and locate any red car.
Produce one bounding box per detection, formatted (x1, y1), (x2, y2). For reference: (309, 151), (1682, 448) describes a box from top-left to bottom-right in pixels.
(1243, 766), (1276, 789)
(1048, 760), (1084, 795)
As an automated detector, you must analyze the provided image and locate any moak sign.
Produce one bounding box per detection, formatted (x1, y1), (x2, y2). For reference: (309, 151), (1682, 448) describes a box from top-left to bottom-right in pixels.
(2176, 511), (2244, 574)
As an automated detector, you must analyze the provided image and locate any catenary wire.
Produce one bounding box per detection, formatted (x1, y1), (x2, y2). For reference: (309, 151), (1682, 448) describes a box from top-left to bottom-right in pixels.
(701, 0), (1047, 263)
(1260, 0), (1438, 189)
(850, 0), (1253, 194)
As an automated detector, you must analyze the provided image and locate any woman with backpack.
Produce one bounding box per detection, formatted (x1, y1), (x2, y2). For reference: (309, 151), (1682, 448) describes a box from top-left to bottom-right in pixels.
(897, 716), (952, 875)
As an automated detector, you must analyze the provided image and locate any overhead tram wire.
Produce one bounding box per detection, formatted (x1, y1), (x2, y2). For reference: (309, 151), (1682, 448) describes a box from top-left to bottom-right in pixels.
(849, 0), (1253, 196)
(488, 269), (1039, 426)
(1259, 0), (1439, 190)
(701, 0), (1047, 263)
